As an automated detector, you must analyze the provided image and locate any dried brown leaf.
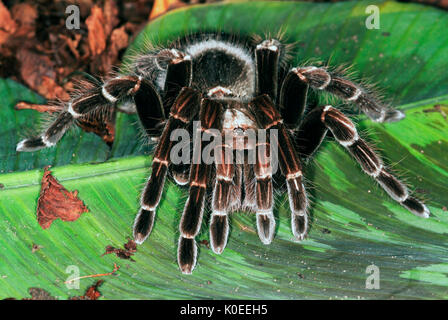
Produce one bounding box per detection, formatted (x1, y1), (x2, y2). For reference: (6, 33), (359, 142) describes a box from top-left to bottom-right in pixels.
(102, 239), (137, 261)
(70, 280), (104, 300)
(37, 166), (89, 230)
(86, 6), (107, 56)
(16, 48), (69, 100)
(10, 3), (37, 38)
(24, 288), (57, 300)
(0, 1), (17, 34)
(103, 0), (119, 37)
(149, 0), (185, 20)
(37, 76), (70, 101)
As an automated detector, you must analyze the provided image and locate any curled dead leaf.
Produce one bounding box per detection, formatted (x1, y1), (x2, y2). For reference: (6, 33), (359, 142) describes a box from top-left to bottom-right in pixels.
(37, 166), (89, 229)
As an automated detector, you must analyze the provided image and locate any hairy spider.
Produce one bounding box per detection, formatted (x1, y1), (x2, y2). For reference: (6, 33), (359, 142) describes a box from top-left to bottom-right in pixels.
(16, 32), (430, 274)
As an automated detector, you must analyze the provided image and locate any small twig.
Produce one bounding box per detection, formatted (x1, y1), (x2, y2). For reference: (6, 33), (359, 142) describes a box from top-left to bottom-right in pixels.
(15, 102), (63, 114)
(64, 263), (120, 284)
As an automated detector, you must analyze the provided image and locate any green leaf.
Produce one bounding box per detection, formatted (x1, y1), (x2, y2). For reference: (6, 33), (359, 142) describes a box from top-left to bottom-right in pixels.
(1, 1), (447, 299)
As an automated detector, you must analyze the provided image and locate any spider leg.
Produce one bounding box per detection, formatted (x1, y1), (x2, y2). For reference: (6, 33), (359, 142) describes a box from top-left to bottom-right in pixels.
(170, 163), (191, 185)
(210, 142), (233, 254)
(242, 162), (257, 211)
(133, 88), (201, 243)
(250, 95), (309, 241)
(289, 66), (405, 123)
(228, 163), (243, 210)
(178, 98), (224, 274)
(16, 76), (164, 152)
(321, 105), (430, 217)
(293, 106), (329, 161)
(254, 139), (275, 244)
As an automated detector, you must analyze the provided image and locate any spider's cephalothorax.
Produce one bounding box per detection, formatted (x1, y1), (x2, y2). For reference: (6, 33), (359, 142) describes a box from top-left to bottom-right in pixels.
(17, 32), (430, 274)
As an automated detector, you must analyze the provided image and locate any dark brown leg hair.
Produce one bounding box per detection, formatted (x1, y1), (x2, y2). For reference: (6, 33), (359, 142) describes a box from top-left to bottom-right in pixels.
(291, 66), (405, 123)
(178, 98), (224, 274)
(321, 105), (430, 218)
(133, 88), (201, 244)
(249, 94), (309, 241)
(16, 76), (165, 152)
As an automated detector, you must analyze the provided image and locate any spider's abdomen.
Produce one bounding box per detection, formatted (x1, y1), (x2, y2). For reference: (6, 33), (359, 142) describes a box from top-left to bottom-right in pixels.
(183, 38), (256, 98)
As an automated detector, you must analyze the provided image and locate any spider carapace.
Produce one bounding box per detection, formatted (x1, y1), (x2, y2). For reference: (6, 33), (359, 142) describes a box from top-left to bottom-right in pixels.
(17, 33), (430, 274)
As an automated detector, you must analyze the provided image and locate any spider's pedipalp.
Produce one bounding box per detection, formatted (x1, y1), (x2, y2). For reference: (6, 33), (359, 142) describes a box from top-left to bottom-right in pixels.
(292, 66), (405, 123)
(133, 87), (201, 244)
(133, 79), (165, 137)
(279, 69), (309, 127)
(255, 39), (280, 100)
(178, 98), (224, 274)
(321, 105), (430, 218)
(250, 94), (309, 241)
(163, 50), (193, 114)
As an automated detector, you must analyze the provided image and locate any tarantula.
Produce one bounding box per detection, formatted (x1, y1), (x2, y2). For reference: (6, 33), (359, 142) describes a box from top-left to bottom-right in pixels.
(16, 32), (430, 274)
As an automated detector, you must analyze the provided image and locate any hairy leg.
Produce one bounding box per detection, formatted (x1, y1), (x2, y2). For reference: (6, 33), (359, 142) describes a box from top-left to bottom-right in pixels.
(287, 66), (405, 123)
(133, 88), (200, 243)
(320, 105), (429, 217)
